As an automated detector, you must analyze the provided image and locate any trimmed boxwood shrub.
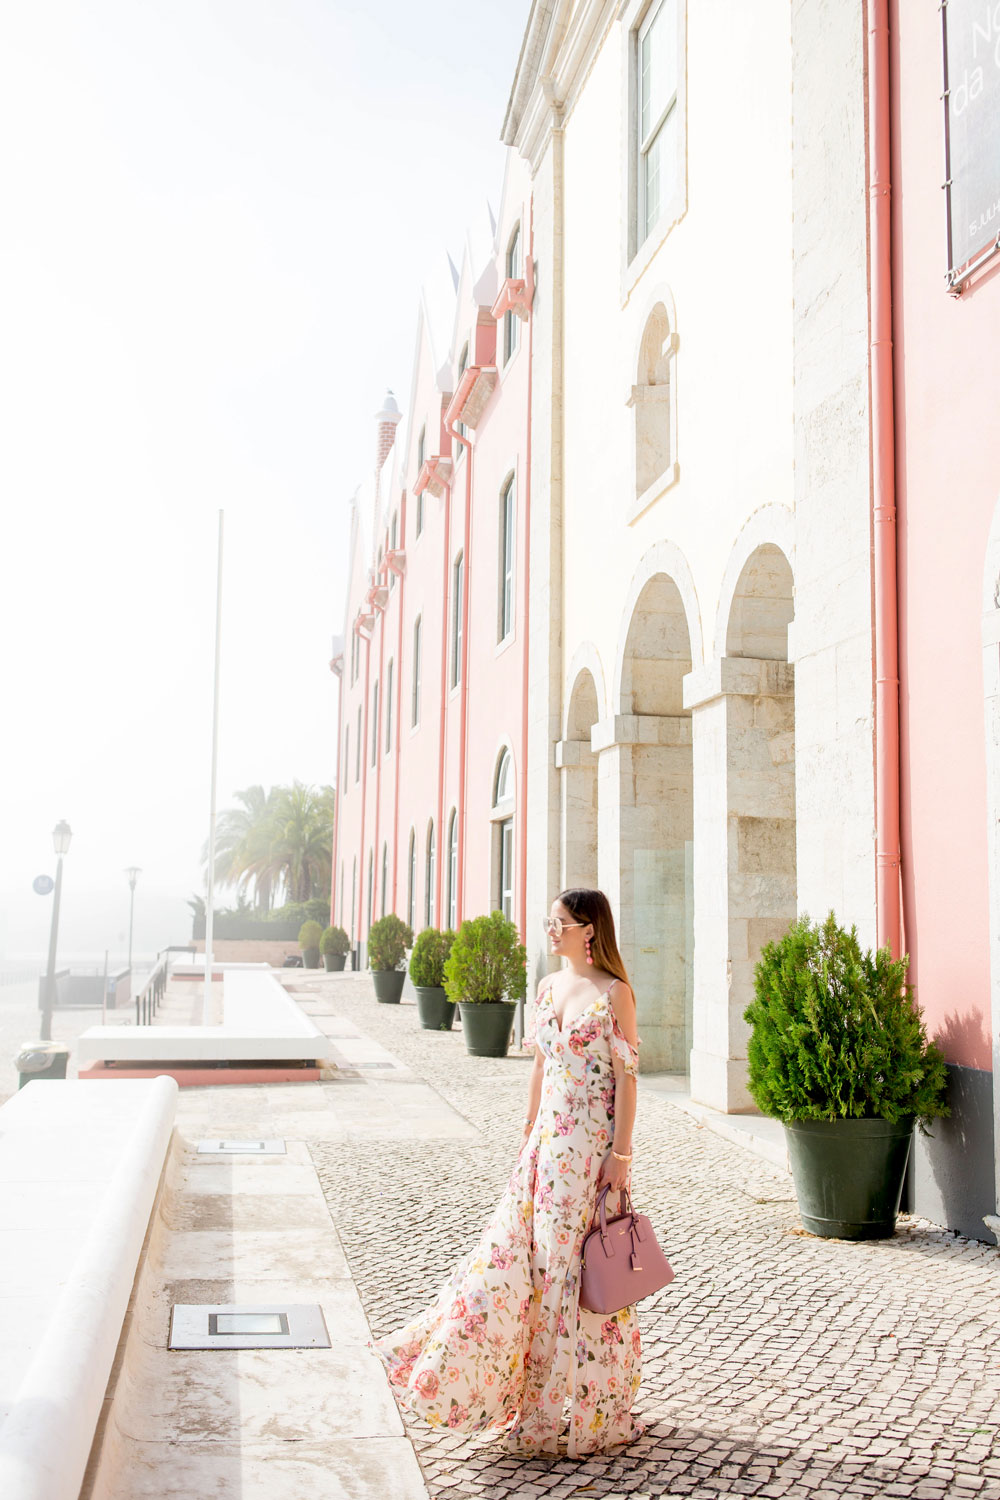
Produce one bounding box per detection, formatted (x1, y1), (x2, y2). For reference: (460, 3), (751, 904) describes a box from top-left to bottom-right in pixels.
(321, 924), (350, 956)
(743, 910), (950, 1133)
(443, 912), (527, 1004)
(409, 928), (455, 987)
(368, 913), (414, 972)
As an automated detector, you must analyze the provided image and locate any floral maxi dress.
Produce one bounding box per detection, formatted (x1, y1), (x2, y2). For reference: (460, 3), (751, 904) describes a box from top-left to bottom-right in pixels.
(373, 980), (643, 1456)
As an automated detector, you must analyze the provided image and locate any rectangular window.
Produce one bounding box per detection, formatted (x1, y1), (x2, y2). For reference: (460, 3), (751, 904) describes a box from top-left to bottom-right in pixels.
(412, 616), (421, 727)
(371, 680), (379, 767)
(355, 707), (361, 782)
(416, 489), (423, 537)
(451, 554), (464, 688)
(499, 478), (515, 641)
(637, 0), (679, 247)
(344, 727), (349, 794)
(504, 226), (521, 364)
(499, 818), (514, 921)
(385, 659), (394, 753)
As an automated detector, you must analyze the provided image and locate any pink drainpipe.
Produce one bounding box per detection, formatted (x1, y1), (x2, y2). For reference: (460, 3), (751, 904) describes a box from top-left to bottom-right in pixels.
(435, 460), (453, 926)
(517, 202), (535, 944)
(446, 413), (473, 925)
(868, 0), (902, 959)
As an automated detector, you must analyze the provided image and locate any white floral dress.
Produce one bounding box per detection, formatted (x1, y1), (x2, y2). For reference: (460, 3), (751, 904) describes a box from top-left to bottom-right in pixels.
(373, 979), (643, 1456)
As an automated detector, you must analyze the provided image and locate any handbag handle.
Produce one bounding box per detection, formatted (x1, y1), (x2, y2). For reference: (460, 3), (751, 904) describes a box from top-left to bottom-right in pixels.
(593, 1182), (631, 1238)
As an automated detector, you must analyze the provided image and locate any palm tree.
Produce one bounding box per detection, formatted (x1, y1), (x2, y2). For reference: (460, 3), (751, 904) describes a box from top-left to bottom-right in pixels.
(201, 784), (281, 910)
(268, 781), (335, 903)
(202, 781), (334, 908)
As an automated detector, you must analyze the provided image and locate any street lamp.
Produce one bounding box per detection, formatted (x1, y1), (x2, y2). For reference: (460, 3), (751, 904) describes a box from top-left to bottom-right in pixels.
(125, 866), (141, 981)
(40, 820), (73, 1041)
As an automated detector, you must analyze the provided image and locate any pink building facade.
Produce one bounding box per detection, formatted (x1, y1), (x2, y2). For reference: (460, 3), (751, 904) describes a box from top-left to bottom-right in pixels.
(332, 160), (533, 959)
(890, 0), (1000, 1237)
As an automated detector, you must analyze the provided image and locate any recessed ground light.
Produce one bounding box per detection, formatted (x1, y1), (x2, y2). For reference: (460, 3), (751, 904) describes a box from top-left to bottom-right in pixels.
(169, 1303), (330, 1350)
(196, 1139), (287, 1154)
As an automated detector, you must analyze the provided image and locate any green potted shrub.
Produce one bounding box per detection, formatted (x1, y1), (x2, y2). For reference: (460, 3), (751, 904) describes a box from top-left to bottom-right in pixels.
(367, 913), (413, 1003)
(320, 924), (350, 972)
(298, 919), (323, 970)
(744, 909), (950, 1240)
(444, 911), (527, 1057)
(409, 928), (457, 1029)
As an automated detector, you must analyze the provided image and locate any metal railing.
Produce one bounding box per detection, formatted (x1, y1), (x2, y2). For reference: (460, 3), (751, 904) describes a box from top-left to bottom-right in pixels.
(135, 955), (168, 1026)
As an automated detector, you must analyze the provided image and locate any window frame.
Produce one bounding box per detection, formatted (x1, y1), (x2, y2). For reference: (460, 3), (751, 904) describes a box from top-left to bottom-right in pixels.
(355, 706), (361, 782)
(621, 0), (687, 295)
(370, 678), (379, 767)
(425, 822), (436, 928)
(503, 225), (521, 365)
(498, 475), (515, 643)
(412, 615), (422, 727)
(446, 809), (458, 930)
(407, 828), (416, 931)
(385, 658), (394, 754)
(416, 426), (426, 537)
(381, 842), (388, 919)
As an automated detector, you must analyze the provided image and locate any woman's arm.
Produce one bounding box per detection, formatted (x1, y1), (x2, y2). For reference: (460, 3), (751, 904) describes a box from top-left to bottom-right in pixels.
(520, 976), (550, 1147)
(597, 980), (639, 1192)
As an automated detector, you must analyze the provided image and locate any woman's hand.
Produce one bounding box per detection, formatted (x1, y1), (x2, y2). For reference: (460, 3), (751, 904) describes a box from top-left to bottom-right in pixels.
(596, 1150), (631, 1197)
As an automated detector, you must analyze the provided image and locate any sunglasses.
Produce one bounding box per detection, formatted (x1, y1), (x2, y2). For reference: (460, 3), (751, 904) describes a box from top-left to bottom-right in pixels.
(542, 918), (587, 939)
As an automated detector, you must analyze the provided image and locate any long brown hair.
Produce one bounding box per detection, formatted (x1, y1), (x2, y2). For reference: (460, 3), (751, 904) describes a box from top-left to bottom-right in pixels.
(556, 888), (631, 990)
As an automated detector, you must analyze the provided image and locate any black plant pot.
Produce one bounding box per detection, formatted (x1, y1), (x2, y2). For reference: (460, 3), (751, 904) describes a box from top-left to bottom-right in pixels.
(459, 1000), (516, 1057)
(372, 969), (406, 1004)
(302, 948), (321, 969)
(415, 986), (456, 1030)
(323, 954), (347, 972)
(784, 1115), (915, 1239)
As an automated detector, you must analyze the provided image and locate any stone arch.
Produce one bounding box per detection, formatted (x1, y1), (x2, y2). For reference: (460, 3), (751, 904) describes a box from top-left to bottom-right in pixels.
(612, 539), (704, 715)
(713, 503), (795, 661)
(628, 286), (679, 511)
(560, 663), (601, 891)
(602, 556), (696, 1073)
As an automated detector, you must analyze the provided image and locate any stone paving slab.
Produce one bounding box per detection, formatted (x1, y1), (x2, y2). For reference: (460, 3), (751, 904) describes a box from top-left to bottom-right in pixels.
(302, 974), (1000, 1500)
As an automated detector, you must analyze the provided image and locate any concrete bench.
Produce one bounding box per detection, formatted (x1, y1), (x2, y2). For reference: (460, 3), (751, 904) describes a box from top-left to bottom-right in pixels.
(0, 1076), (178, 1500)
(75, 967), (327, 1065)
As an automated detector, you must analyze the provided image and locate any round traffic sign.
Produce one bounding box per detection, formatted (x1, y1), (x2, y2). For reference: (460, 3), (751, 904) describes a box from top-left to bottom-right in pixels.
(32, 874), (54, 896)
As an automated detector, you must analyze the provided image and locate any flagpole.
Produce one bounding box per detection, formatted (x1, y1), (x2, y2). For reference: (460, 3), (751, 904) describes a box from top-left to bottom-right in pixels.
(204, 509), (224, 1013)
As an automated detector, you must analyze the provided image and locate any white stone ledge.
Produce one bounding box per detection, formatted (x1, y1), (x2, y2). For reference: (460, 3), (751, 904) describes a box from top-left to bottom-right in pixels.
(76, 968), (327, 1063)
(590, 714), (692, 753)
(0, 1076), (178, 1500)
(683, 656), (795, 710)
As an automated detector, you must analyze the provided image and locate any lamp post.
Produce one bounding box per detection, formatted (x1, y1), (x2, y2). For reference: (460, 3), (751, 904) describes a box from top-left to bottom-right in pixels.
(125, 866), (141, 987)
(40, 820), (73, 1041)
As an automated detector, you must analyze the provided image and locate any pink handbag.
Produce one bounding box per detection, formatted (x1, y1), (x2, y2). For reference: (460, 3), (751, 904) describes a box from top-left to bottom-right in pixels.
(579, 1184), (674, 1315)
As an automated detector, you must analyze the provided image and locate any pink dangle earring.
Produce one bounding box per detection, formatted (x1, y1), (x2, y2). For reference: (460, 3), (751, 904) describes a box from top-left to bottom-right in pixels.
(585, 934), (593, 965)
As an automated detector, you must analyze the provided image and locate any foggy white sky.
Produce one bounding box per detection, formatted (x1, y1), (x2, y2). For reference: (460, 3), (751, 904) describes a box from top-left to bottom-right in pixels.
(0, 0), (525, 959)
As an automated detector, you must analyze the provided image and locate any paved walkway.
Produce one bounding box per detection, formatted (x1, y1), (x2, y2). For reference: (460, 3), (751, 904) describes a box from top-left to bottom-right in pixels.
(298, 973), (1000, 1500)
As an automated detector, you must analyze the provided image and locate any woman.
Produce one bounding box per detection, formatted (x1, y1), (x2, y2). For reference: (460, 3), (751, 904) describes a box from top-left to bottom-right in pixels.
(373, 887), (643, 1456)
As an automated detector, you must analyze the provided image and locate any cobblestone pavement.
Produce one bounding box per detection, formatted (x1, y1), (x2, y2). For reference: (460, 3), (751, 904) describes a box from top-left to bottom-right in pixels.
(306, 976), (1000, 1500)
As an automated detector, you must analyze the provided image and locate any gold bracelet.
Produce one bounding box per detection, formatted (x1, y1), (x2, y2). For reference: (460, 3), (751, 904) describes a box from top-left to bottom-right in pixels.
(610, 1149), (632, 1162)
(523, 1118), (535, 1128)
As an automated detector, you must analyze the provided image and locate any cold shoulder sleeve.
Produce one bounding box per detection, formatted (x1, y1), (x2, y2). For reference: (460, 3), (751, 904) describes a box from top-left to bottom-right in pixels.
(602, 990), (641, 1077)
(522, 986), (547, 1049)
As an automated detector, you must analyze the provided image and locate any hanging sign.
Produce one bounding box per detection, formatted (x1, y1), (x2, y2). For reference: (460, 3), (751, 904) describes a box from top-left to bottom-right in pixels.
(943, 0), (1000, 287)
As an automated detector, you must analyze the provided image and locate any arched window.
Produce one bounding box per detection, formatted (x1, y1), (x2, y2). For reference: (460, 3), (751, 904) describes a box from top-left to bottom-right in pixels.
(344, 725), (350, 795)
(492, 747), (516, 921)
(355, 706), (361, 782)
(381, 842), (388, 918)
(504, 224), (521, 363)
(498, 475), (515, 642)
(351, 858), (357, 950)
(447, 810), (458, 930)
(371, 678), (379, 766)
(451, 552), (464, 688)
(407, 828), (416, 931)
(629, 299), (678, 515)
(425, 821), (436, 927)
(385, 659), (394, 753)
